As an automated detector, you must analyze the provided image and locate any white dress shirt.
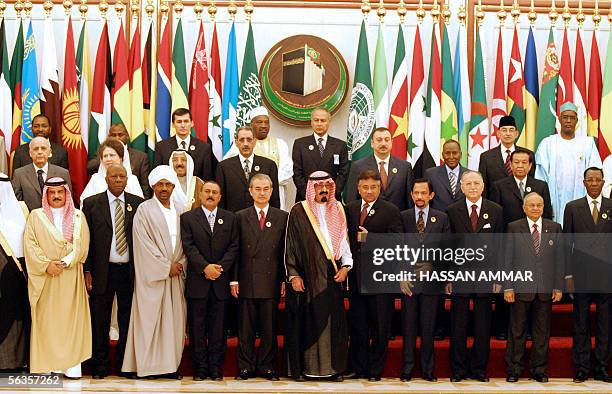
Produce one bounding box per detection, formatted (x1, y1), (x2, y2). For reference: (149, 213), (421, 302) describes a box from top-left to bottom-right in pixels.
(466, 197), (483, 217)
(107, 191), (129, 263)
(374, 155), (389, 176)
(238, 153), (254, 174)
(313, 133), (328, 150)
(33, 162), (49, 182)
(176, 135), (191, 151)
(500, 144), (516, 162)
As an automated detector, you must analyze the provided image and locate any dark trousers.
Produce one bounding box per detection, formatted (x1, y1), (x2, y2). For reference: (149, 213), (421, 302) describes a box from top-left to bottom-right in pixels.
(237, 298), (278, 373)
(573, 293), (611, 374)
(90, 263), (133, 375)
(401, 294), (438, 376)
(505, 296), (551, 376)
(284, 286), (304, 378)
(348, 293), (393, 378)
(450, 294), (492, 377)
(493, 294), (510, 336)
(187, 293), (227, 375)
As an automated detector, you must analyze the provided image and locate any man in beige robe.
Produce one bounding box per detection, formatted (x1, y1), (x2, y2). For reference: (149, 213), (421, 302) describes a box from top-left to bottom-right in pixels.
(24, 177), (91, 377)
(170, 150), (204, 211)
(122, 165), (187, 379)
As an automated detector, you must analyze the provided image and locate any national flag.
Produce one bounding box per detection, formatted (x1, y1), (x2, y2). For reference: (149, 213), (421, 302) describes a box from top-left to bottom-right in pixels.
(373, 23), (389, 128)
(440, 25), (457, 146)
(236, 21), (262, 128)
(61, 17), (87, 198)
(388, 24), (408, 160)
(468, 27), (489, 170)
(0, 19), (12, 165)
(39, 16), (62, 143)
(128, 19), (145, 151)
(112, 21), (130, 128)
(76, 19), (91, 155)
(21, 20), (40, 145)
(507, 26), (526, 146)
(171, 17), (189, 127)
(588, 31), (603, 154)
(600, 29), (612, 159)
(89, 21), (112, 159)
(535, 28), (560, 149)
(209, 22), (223, 161)
(574, 29), (588, 136)
(10, 20), (23, 158)
(346, 20), (374, 162)
(556, 27), (573, 128)
(142, 18), (156, 163)
(422, 22), (442, 171)
(188, 20), (210, 141)
(491, 28), (506, 148)
(524, 26), (539, 150)
(454, 23), (470, 167)
(155, 13), (172, 142)
(408, 25), (426, 169)
(221, 22), (239, 154)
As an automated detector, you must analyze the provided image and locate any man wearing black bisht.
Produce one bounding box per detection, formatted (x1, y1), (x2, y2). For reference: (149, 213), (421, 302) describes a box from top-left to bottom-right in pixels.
(284, 171), (352, 382)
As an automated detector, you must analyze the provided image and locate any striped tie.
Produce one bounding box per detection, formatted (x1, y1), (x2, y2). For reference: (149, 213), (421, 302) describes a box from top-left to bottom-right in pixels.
(114, 199), (127, 255)
(505, 149), (513, 176)
(532, 223), (540, 256)
(449, 171), (457, 197)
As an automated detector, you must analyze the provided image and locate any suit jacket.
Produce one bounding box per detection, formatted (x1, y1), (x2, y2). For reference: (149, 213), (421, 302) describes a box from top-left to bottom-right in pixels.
(154, 136), (213, 181)
(292, 134), (349, 201)
(88, 147), (151, 198)
(82, 191), (144, 295)
(180, 207), (239, 300)
(11, 141), (69, 172)
(490, 176), (553, 228)
(234, 206), (289, 299)
(345, 155), (414, 210)
(11, 164), (72, 211)
(563, 196), (612, 291)
(346, 199), (403, 291)
(215, 155), (280, 212)
(504, 218), (564, 301)
(425, 165), (467, 212)
(478, 145), (535, 197)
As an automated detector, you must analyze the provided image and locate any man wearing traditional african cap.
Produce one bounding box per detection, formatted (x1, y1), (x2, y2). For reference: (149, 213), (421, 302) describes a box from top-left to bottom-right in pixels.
(536, 102), (602, 223)
(284, 171), (352, 381)
(23, 177), (91, 377)
(0, 173), (29, 370)
(122, 165), (187, 379)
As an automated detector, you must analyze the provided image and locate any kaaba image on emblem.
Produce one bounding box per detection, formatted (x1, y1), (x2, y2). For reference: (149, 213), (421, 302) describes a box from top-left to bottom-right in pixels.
(281, 45), (325, 96)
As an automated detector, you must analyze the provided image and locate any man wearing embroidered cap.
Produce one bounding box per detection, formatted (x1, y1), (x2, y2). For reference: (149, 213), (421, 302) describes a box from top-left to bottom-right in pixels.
(122, 166), (187, 379)
(536, 102), (602, 223)
(284, 171), (352, 381)
(24, 177), (91, 378)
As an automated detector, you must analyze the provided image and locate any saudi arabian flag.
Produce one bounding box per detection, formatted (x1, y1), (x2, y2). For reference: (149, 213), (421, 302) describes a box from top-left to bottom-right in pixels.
(440, 24), (457, 143)
(373, 23), (389, 128)
(535, 28), (560, 149)
(236, 21), (262, 128)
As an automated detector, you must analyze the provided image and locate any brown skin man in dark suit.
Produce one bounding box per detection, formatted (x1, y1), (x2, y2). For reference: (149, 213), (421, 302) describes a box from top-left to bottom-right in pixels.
(503, 192), (564, 383)
(231, 174), (288, 381)
(11, 114), (69, 172)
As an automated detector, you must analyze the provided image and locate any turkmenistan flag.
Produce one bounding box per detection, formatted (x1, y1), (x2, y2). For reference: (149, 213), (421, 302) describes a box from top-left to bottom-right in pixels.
(76, 19), (91, 156)
(236, 21), (262, 128)
(128, 19), (145, 151)
(468, 27), (489, 170)
(454, 24), (470, 167)
(346, 20), (374, 162)
(372, 23), (388, 128)
(89, 21), (111, 159)
(535, 28), (560, 149)
(388, 24), (408, 160)
(112, 21), (130, 128)
(440, 24), (457, 145)
(189, 20), (210, 142)
(171, 17), (189, 131)
(599, 29), (612, 158)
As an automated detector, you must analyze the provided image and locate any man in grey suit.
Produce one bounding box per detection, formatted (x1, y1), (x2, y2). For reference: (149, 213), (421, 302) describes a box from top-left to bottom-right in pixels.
(11, 114), (69, 172)
(345, 127), (413, 210)
(11, 136), (72, 211)
(425, 140), (466, 212)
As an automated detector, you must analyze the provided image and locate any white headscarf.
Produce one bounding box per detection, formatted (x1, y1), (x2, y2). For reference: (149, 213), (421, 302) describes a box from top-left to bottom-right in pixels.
(148, 165), (179, 188)
(0, 173), (26, 258)
(168, 150), (195, 211)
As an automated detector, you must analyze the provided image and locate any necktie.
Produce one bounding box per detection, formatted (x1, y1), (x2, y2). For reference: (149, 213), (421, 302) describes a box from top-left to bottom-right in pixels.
(243, 159), (250, 180)
(449, 171), (457, 197)
(318, 137), (325, 157)
(592, 200), (599, 225)
(114, 199), (127, 255)
(379, 161), (388, 190)
(359, 203), (369, 227)
(37, 169), (45, 191)
(259, 209), (265, 230)
(505, 149), (513, 176)
(532, 223), (540, 255)
(417, 210), (425, 241)
(519, 180), (525, 199)
(470, 204), (479, 232)
(208, 212), (215, 232)
(180, 140), (187, 150)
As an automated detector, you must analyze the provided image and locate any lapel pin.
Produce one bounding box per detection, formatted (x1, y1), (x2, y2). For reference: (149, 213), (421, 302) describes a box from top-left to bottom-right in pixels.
(603, 213), (608, 219)
(430, 216), (437, 223)
(254, 165), (260, 171)
(549, 239), (554, 246)
(217, 218), (224, 225)
(127, 204), (133, 212)
(392, 168), (398, 174)
(579, 154), (584, 161)
(483, 213), (489, 219)
(190, 145), (195, 151)
(308, 145), (314, 151)
(526, 186), (531, 192)
(368, 209), (376, 216)
(266, 221), (271, 228)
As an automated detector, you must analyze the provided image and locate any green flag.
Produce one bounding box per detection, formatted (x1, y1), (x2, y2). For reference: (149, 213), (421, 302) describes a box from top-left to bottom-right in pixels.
(171, 18), (189, 129)
(440, 25), (457, 143)
(236, 21), (262, 128)
(535, 28), (560, 149)
(373, 24), (389, 128)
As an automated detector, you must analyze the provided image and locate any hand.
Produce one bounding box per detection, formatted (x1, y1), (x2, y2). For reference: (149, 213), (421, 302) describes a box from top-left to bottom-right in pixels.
(204, 264), (222, 280)
(552, 290), (562, 302)
(46, 261), (64, 277)
(565, 277), (575, 293)
(334, 267), (349, 282)
(280, 282), (286, 298)
(230, 284), (239, 298)
(357, 226), (368, 243)
(169, 262), (183, 277)
(492, 283), (502, 293)
(445, 283), (452, 295)
(400, 280), (413, 296)
(504, 290), (515, 303)
(291, 277), (305, 292)
(85, 272), (93, 291)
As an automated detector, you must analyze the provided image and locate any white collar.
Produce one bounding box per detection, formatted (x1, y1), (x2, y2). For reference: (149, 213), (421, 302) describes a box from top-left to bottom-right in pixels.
(466, 197), (483, 212)
(313, 133), (328, 143)
(587, 194), (603, 208)
(176, 135), (191, 148)
(374, 154), (390, 165)
(527, 216), (543, 231)
(254, 204), (269, 217)
(500, 144), (516, 153)
(33, 162), (49, 173)
(107, 190), (125, 204)
(361, 199), (376, 211)
(202, 206), (218, 218)
(239, 153), (254, 163)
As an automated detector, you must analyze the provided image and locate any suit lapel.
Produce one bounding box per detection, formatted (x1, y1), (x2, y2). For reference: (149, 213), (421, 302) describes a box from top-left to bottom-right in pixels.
(26, 166), (41, 194)
(321, 136), (335, 162)
(386, 157), (397, 188)
(476, 200), (490, 232)
(457, 200), (472, 232)
(577, 197), (596, 229)
(509, 177), (523, 201)
(495, 146), (507, 174)
(232, 156), (249, 187)
(362, 199), (379, 227)
(248, 207), (264, 253)
(101, 194), (112, 229)
(518, 219), (538, 256)
(439, 166), (454, 196)
(197, 207), (212, 236)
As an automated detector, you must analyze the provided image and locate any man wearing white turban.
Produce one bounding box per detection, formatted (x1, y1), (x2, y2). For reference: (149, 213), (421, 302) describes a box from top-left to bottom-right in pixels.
(169, 150), (205, 211)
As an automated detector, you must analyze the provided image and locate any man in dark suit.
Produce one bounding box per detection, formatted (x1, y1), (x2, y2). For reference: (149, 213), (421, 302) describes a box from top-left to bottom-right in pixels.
(154, 108), (213, 181)
(344, 170), (402, 381)
(12, 136), (72, 210)
(231, 174), (288, 381)
(87, 124), (151, 198)
(399, 178), (450, 382)
(11, 114), (69, 172)
(446, 170), (504, 382)
(82, 164), (144, 379)
(563, 167), (612, 383)
(425, 140), (467, 212)
(345, 127), (413, 210)
(504, 192), (564, 383)
(180, 180), (239, 380)
(478, 116), (535, 197)
(292, 108), (349, 201)
(216, 126), (280, 212)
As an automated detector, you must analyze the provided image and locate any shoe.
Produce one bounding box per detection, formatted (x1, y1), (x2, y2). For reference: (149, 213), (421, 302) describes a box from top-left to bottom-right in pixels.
(495, 333), (507, 340)
(506, 375), (519, 383)
(422, 374), (437, 382)
(450, 374), (464, 382)
(163, 372), (182, 380)
(533, 373), (548, 383)
(471, 374), (489, 382)
(293, 374), (306, 382)
(194, 375), (205, 381)
(209, 370), (223, 381)
(434, 330), (446, 340)
(400, 373), (412, 382)
(574, 371), (588, 383)
(343, 372), (364, 379)
(91, 374), (104, 380)
(331, 374), (344, 382)
(117, 371), (136, 379)
(368, 376), (381, 382)
(261, 370), (279, 381)
(594, 372), (612, 383)
(235, 369), (250, 380)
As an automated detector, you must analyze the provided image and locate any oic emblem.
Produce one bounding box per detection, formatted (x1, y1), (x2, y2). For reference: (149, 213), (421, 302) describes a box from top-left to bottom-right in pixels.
(260, 35), (349, 126)
(347, 82), (375, 159)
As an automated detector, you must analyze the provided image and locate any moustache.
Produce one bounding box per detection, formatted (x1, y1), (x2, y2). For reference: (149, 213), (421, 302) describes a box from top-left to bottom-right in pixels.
(53, 198), (62, 201)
